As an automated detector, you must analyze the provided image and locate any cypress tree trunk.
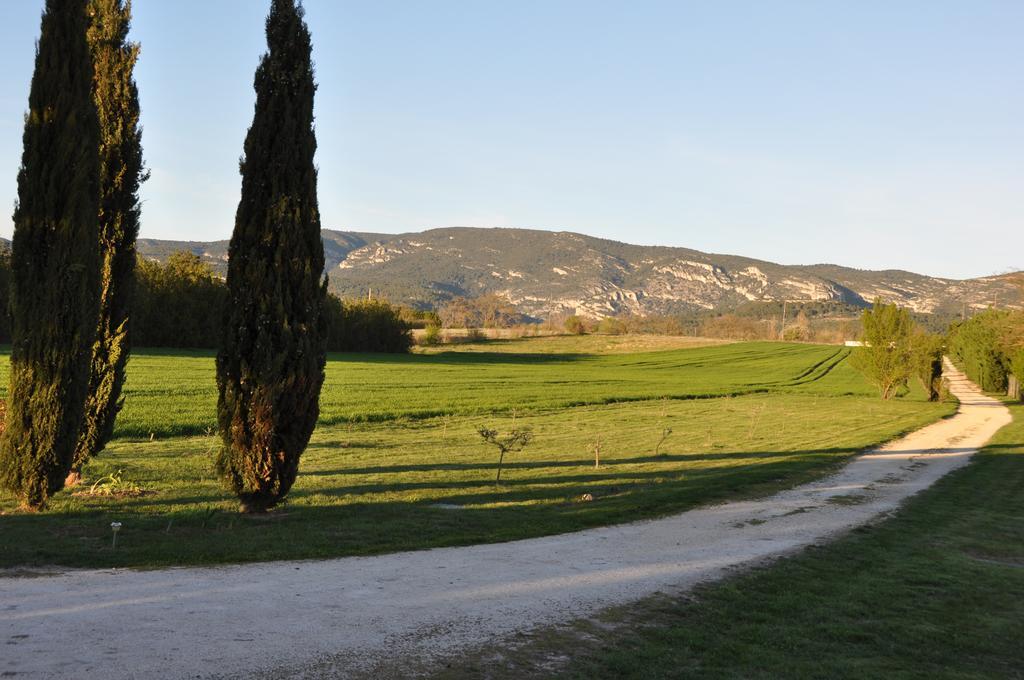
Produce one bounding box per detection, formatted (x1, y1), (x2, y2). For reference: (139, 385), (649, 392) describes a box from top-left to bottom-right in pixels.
(216, 0), (327, 513)
(0, 0), (101, 509)
(69, 0), (145, 482)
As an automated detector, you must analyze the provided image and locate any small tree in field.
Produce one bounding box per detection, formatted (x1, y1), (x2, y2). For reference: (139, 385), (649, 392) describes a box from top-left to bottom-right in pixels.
(216, 0), (327, 513)
(851, 300), (913, 400)
(0, 0), (101, 509)
(478, 427), (533, 485)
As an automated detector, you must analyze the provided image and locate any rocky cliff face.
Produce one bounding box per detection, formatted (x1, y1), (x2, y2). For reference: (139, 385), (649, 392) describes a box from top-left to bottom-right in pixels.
(131, 226), (1021, 318)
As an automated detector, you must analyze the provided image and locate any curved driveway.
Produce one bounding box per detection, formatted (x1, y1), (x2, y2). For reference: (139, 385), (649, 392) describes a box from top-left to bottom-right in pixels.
(0, 360), (1011, 679)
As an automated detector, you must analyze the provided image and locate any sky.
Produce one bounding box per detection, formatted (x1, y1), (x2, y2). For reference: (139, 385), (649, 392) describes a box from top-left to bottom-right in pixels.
(0, 1), (1021, 279)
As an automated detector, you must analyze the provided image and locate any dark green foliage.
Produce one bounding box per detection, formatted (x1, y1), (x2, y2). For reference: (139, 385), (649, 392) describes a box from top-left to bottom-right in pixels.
(132, 253), (227, 348)
(850, 299), (914, 400)
(950, 319), (1005, 391)
(397, 306), (440, 330)
(216, 0), (326, 512)
(0, 250), (11, 343)
(72, 0), (145, 475)
(323, 297), (412, 353)
(1012, 349), (1024, 396)
(910, 330), (944, 401)
(0, 0), (101, 508)
(129, 251), (409, 353)
(947, 309), (1024, 393)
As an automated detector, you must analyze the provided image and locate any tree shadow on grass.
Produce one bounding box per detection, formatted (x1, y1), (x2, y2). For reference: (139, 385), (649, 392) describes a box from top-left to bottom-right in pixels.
(290, 457), (834, 505)
(300, 448), (862, 477)
(326, 350), (592, 366)
(0, 453), (861, 570)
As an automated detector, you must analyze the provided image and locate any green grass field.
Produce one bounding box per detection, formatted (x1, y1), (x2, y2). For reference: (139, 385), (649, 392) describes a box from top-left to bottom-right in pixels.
(481, 403), (1021, 679)
(0, 339), (955, 568)
(3, 341), (856, 438)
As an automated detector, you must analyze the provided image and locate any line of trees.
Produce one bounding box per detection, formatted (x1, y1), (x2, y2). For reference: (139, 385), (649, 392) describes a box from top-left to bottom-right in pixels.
(135, 253), (411, 353)
(0, 1), (407, 512)
(437, 294), (528, 328)
(1, 250), (413, 353)
(133, 253), (226, 348)
(947, 309), (1024, 393)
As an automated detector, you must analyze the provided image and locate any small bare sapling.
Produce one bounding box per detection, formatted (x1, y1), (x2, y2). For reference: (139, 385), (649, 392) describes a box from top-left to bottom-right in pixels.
(747, 403), (767, 439)
(655, 427), (673, 456)
(592, 437), (602, 468)
(478, 427), (533, 485)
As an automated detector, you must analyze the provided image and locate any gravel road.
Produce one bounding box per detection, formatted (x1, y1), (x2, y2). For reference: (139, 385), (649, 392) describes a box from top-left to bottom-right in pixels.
(0, 360), (1010, 679)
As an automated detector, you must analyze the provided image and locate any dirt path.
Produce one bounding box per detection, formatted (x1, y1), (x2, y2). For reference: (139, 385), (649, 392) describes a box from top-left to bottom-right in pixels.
(0, 361), (1011, 679)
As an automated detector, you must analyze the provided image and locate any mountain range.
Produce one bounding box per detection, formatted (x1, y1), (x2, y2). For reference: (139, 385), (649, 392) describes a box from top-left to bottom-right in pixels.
(128, 227), (1021, 319)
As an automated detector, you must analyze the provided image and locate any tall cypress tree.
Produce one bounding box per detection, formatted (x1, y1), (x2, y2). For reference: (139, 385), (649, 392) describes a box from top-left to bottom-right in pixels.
(0, 0), (101, 509)
(216, 0), (327, 513)
(69, 0), (145, 481)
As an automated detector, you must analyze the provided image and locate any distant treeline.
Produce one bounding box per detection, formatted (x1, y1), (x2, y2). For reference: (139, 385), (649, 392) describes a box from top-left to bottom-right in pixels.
(541, 301), (868, 344)
(437, 294), (529, 328)
(417, 297), (923, 345)
(947, 309), (1024, 393)
(0, 251), (412, 353)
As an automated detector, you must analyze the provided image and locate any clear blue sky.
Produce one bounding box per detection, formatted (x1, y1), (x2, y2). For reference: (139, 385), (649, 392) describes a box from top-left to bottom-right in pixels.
(0, 1), (1021, 279)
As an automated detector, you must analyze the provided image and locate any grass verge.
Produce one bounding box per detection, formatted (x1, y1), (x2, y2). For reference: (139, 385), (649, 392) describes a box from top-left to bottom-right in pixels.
(443, 403), (1024, 679)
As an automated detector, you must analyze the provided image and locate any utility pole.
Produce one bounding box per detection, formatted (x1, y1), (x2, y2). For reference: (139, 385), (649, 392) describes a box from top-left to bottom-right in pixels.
(779, 301), (788, 340)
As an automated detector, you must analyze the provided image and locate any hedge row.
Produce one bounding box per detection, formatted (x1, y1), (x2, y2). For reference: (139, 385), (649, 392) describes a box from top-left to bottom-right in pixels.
(947, 310), (1024, 393)
(0, 251), (411, 353)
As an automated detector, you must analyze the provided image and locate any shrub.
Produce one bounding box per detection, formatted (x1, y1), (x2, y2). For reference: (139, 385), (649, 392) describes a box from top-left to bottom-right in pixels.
(421, 324), (442, 346)
(782, 325), (809, 342)
(564, 315), (588, 335)
(598, 317), (627, 335)
(910, 329), (945, 401)
(850, 300), (914, 400)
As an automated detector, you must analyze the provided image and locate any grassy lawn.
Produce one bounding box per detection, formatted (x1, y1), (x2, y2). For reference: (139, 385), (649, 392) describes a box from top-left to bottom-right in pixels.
(0, 341), (853, 438)
(469, 404), (1023, 680)
(0, 340), (954, 569)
